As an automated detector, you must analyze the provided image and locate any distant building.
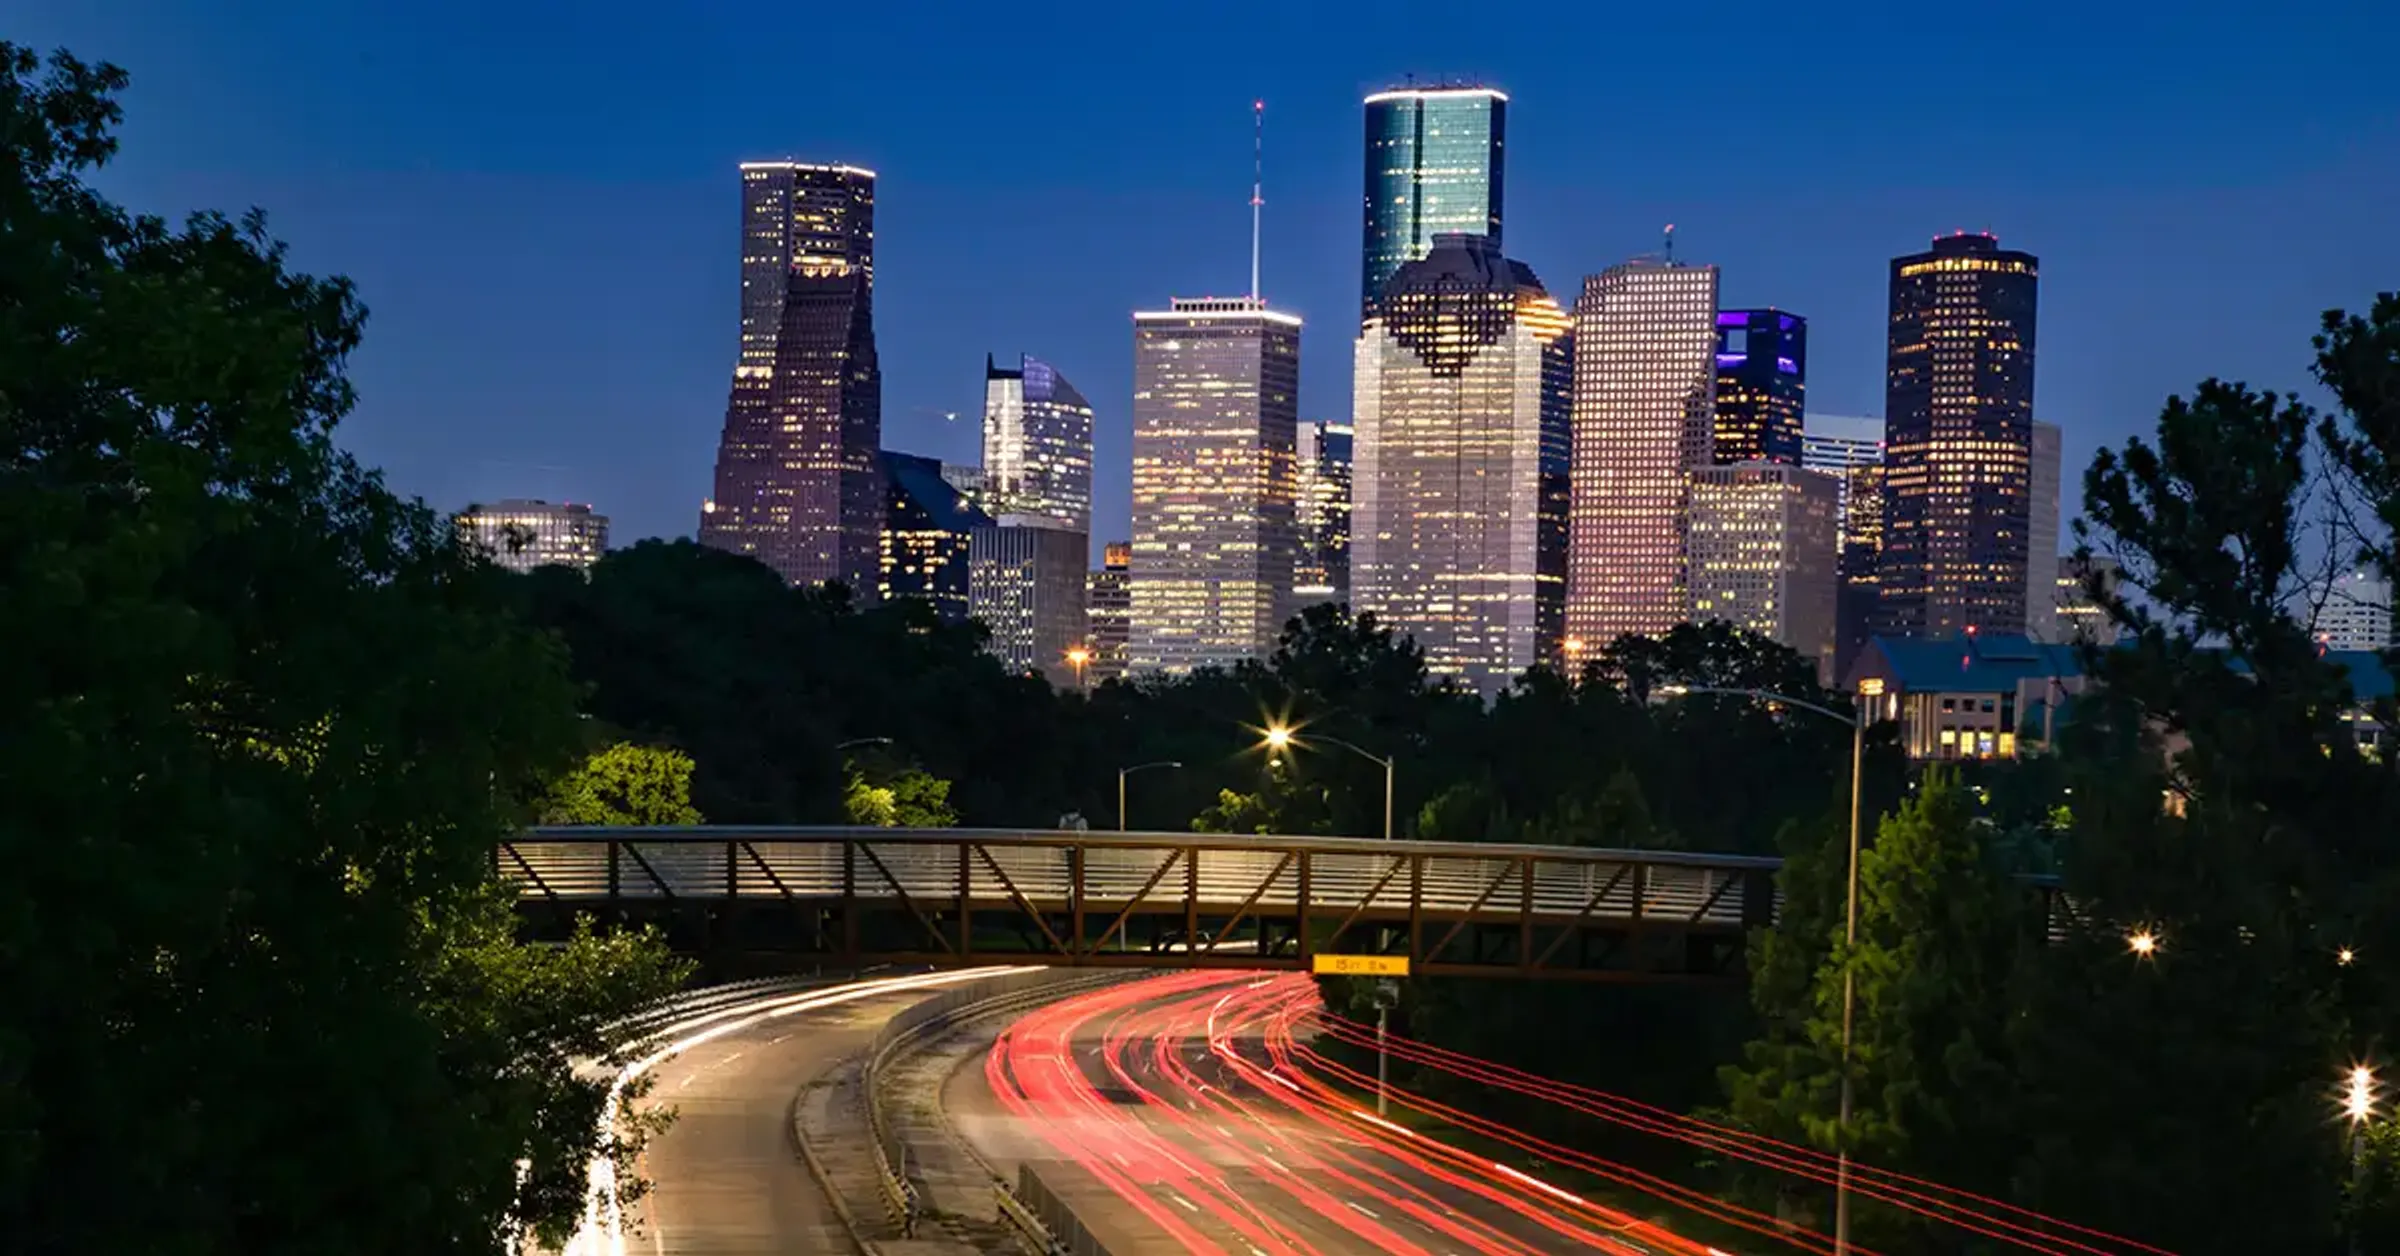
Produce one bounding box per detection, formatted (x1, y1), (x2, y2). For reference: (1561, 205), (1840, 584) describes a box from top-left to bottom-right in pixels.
(699, 162), (882, 596)
(2054, 554), (2121, 645)
(880, 452), (988, 621)
(1088, 542), (1132, 685)
(1295, 420), (1355, 606)
(2311, 568), (2395, 652)
(981, 354), (1095, 533)
(970, 523), (1089, 687)
(1686, 463), (1840, 683)
(940, 463), (987, 513)
(1711, 309), (1806, 466)
(1568, 257), (1720, 646)
(1129, 297), (1301, 676)
(1353, 232), (1571, 697)
(458, 499), (609, 573)
(1360, 85), (1508, 326)
(1879, 231), (2039, 638)
(1850, 633), (2086, 761)
(2026, 421), (2063, 642)
(1802, 414), (1887, 674)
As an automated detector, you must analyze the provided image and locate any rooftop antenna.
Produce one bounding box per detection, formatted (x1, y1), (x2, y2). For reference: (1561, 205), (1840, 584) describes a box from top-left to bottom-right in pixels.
(1250, 99), (1265, 302)
(1664, 222), (1676, 263)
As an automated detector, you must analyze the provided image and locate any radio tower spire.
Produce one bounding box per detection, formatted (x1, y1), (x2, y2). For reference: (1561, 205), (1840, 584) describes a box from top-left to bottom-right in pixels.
(1250, 98), (1264, 302)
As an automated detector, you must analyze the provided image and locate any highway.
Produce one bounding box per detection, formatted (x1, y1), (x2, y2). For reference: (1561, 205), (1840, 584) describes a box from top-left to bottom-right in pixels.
(964, 970), (1730, 1256)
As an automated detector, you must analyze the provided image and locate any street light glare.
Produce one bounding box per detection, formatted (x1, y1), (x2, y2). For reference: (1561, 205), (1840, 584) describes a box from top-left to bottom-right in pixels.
(1263, 725), (1293, 750)
(2339, 946), (2358, 966)
(2127, 929), (2159, 958)
(2346, 1065), (2377, 1124)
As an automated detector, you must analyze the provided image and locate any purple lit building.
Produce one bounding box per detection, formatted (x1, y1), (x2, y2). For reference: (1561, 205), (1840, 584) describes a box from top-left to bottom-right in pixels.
(1712, 309), (1806, 466)
(698, 162), (883, 596)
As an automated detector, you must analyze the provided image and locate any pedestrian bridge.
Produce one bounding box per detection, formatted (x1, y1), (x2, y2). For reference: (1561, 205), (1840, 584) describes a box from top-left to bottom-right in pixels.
(501, 827), (2060, 981)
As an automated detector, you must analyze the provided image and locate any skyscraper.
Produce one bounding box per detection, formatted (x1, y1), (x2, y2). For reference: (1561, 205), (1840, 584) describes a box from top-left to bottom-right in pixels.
(1879, 231), (2039, 638)
(969, 524), (1087, 686)
(1567, 258), (1721, 647)
(1687, 463), (1841, 683)
(880, 451), (987, 621)
(1360, 85), (1507, 326)
(1129, 297), (1302, 675)
(1353, 233), (1570, 697)
(2310, 568), (2395, 652)
(457, 500), (609, 574)
(699, 162), (882, 594)
(1802, 413), (1887, 674)
(2027, 420), (2062, 641)
(1088, 542), (1132, 685)
(980, 354), (1095, 533)
(1295, 420), (1355, 606)
(1711, 309), (1806, 465)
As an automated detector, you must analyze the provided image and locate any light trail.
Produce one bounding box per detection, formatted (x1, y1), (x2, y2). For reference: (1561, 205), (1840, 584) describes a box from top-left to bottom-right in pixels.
(561, 965), (1036, 1256)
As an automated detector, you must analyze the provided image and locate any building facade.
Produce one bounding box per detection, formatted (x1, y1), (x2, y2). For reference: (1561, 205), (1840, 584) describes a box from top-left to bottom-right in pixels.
(2055, 553), (2122, 645)
(2027, 420), (2063, 641)
(1295, 420), (1355, 606)
(1567, 258), (1721, 647)
(2312, 568), (2395, 652)
(1353, 233), (1569, 698)
(1879, 231), (2039, 638)
(1686, 463), (1840, 682)
(458, 499), (609, 573)
(1802, 414), (1889, 676)
(1087, 542), (1132, 685)
(1128, 297), (1302, 675)
(1711, 309), (1806, 465)
(980, 354), (1095, 533)
(699, 162), (882, 594)
(879, 451), (987, 621)
(969, 523), (1089, 687)
(1360, 85), (1507, 326)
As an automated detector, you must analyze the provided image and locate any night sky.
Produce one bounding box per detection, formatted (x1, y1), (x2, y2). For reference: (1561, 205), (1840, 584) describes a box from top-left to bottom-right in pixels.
(16, 1), (2400, 558)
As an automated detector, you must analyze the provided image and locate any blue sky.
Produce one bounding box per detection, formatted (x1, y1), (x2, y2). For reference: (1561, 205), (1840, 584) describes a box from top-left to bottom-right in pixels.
(16, 1), (2400, 556)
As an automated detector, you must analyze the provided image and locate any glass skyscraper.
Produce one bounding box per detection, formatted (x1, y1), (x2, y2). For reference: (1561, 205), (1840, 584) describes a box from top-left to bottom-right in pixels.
(1712, 309), (1806, 465)
(879, 451), (987, 622)
(1880, 232), (2039, 639)
(699, 162), (882, 595)
(1567, 258), (1721, 648)
(1295, 420), (1354, 605)
(457, 500), (609, 574)
(1687, 464), (1841, 683)
(1129, 297), (1302, 676)
(1354, 233), (1568, 697)
(980, 354), (1095, 534)
(1087, 542), (1132, 685)
(1801, 413), (1887, 675)
(1360, 86), (1507, 326)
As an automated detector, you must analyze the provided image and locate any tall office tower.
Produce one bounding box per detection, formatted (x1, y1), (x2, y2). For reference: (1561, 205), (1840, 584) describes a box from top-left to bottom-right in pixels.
(699, 162), (882, 594)
(980, 354), (1095, 533)
(1087, 542), (1133, 685)
(2055, 553), (2123, 645)
(1687, 463), (1841, 682)
(1353, 233), (1570, 697)
(457, 499), (609, 573)
(969, 523), (1089, 686)
(2026, 421), (2063, 640)
(2310, 568), (2395, 652)
(1802, 414), (1888, 676)
(1128, 297), (1302, 676)
(879, 451), (988, 622)
(1880, 231), (2039, 638)
(1360, 85), (1507, 326)
(1566, 258), (1721, 646)
(1711, 309), (1806, 465)
(1295, 420), (1356, 605)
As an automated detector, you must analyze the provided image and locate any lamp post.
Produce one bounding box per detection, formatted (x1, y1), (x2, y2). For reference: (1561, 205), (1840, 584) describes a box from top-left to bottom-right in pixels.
(835, 736), (893, 752)
(1117, 761), (1183, 832)
(1263, 723), (1400, 1113)
(2347, 1064), (2378, 1256)
(1065, 645), (1092, 692)
(1657, 680), (1875, 1254)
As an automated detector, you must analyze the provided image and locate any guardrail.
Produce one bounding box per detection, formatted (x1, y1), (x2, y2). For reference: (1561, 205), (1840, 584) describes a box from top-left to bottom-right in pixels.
(1004, 1163), (1113, 1256)
(856, 969), (1131, 1240)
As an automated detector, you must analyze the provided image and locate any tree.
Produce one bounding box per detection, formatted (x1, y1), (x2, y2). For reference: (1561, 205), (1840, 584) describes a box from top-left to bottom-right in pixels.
(0, 46), (684, 1252)
(543, 742), (705, 826)
(844, 768), (959, 828)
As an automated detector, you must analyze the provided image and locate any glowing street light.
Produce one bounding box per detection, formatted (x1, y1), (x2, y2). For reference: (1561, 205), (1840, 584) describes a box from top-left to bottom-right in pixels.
(2340, 946), (2358, 966)
(2346, 1064), (2378, 1256)
(1065, 645), (1092, 691)
(2127, 929), (2159, 959)
(1260, 724), (1392, 841)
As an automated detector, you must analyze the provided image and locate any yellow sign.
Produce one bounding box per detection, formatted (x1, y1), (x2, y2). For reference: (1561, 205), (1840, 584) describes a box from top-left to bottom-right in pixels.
(1311, 954), (1410, 977)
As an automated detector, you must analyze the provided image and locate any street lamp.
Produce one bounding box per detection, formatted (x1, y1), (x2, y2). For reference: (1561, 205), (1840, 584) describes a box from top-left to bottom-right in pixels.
(2348, 1063), (2379, 1256)
(1261, 724), (1395, 841)
(835, 736), (893, 752)
(1117, 760), (1183, 832)
(1656, 680), (1872, 1255)
(1065, 645), (1092, 691)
